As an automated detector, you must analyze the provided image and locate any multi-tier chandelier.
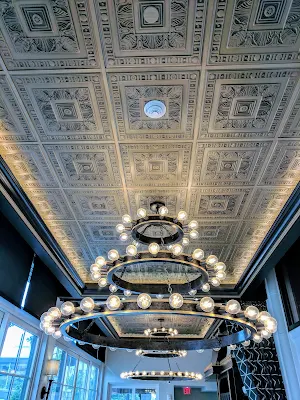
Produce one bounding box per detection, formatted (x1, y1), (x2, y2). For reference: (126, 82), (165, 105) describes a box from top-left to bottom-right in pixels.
(40, 201), (278, 380)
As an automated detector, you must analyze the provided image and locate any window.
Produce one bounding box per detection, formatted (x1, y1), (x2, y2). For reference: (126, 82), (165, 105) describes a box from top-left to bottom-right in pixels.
(50, 346), (100, 400)
(110, 387), (157, 400)
(0, 321), (38, 400)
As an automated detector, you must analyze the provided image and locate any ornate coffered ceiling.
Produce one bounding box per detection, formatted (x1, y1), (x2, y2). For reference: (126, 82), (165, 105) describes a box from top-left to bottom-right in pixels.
(0, 0), (299, 287)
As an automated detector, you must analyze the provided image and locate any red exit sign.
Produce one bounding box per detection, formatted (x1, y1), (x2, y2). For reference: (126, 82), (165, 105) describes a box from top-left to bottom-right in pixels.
(183, 387), (191, 395)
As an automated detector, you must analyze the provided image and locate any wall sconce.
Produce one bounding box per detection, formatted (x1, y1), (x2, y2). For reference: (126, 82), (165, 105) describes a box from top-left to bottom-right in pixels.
(40, 359), (60, 399)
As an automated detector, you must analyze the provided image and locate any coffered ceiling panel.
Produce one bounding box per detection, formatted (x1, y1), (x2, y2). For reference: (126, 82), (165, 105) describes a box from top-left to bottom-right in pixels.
(0, 0), (299, 289)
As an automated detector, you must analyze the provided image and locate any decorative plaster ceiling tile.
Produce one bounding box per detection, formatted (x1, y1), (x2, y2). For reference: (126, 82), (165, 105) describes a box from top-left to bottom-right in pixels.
(26, 189), (72, 220)
(260, 140), (300, 185)
(120, 143), (192, 187)
(189, 188), (252, 219)
(108, 71), (199, 140)
(108, 314), (214, 338)
(282, 91), (300, 137)
(127, 189), (187, 216)
(0, 77), (35, 142)
(89, 242), (128, 260)
(225, 245), (260, 283)
(44, 144), (122, 188)
(189, 220), (240, 244)
(193, 141), (272, 186)
(244, 186), (295, 220)
(235, 220), (274, 245)
(199, 70), (299, 139)
(184, 244), (230, 263)
(96, 0), (206, 67)
(79, 220), (120, 243)
(209, 0), (300, 65)
(0, 144), (57, 188)
(65, 189), (128, 220)
(12, 74), (112, 141)
(0, 0), (99, 69)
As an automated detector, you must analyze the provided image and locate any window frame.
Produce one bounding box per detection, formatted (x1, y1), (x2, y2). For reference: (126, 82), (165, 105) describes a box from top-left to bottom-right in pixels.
(108, 383), (159, 400)
(50, 343), (101, 400)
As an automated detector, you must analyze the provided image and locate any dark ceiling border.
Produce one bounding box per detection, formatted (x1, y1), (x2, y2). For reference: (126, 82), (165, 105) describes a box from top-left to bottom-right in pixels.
(0, 156), (84, 297)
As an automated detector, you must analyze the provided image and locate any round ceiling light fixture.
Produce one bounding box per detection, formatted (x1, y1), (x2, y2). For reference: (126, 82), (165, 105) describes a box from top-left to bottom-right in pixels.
(120, 370), (203, 381)
(144, 100), (166, 119)
(136, 349), (187, 358)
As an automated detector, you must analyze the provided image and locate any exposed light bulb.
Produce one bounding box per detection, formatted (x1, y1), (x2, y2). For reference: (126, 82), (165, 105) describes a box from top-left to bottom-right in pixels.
(264, 317), (277, 334)
(214, 262), (226, 272)
(172, 244), (183, 256)
(242, 341), (250, 347)
(258, 311), (271, 323)
(106, 295), (121, 311)
(148, 243), (160, 255)
(225, 300), (241, 315)
(108, 249), (119, 261)
(122, 214), (132, 224)
(124, 290), (132, 297)
(244, 306), (259, 320)
(48, 307), (61, 319)
(200, 297), (214, 312)
(159, 206), (168, 216)
(44, 326), (56, 335)
(206, 255), (218, 266)
(137, 208), (147, 218)
(253, 334), (263, 343)
(95, 256), (106, 267)
(177, 210), (188, 221)
(90, 264), (100, 274)
(216, 271), (226, 280)
(120, 232), (129, 241)
(80, 297), (95, 313)
(90, 271), (101, 281)
(211, 277), (220, 287)
(109, 284), (118, 293)
(189, 230), (199, 239)
(202, 283), (210, 292)
(182, 237), (190, 247)
(261, 329), (272, 339)
(189, 289), (197, 296)
(126, 244), (137, 256)
(169, 293), (183, 309)
(60, 301), (75, 316)
(98, 277), (107, 288)
(229, 344), (237, 350)
(116, 224), (125, 233)
(52, 330), (62, 339)
(137, 293), (152, 309)
(188, 220), (198, 230)
(192, 248), (204, 260)
(156, 294), (164, 299)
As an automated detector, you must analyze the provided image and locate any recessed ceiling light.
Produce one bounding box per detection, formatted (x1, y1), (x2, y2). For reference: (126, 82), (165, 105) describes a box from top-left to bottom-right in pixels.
(144, 100), (166, 119)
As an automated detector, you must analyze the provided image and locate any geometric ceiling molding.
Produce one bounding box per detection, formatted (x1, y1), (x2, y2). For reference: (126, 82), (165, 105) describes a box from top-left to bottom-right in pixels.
(193, 141), (272, 186)
(0, 0), (99, 69)
(127, 189), (187, 216)
(192, 220), (240, 244)
(260, 140), (300, 186)
(65, 189), (129, 220)
(199, 70), (299, 139)
(79, 220), (121, 243)
(0, 144), (58, 188)
(235, 220), (273, 245)
(96, 0), (206, 67)
(0, 77), (35, 142)
(108, 72), (199, 140)
(189, 188), (252, 219)
(209, 0), (300, 65)
(44, 144), (122, 188)
(107, 314), (214, 339)
(12, 74), (112, 141)
(120, 143), (192, 187)
(283, 91), (300, 137)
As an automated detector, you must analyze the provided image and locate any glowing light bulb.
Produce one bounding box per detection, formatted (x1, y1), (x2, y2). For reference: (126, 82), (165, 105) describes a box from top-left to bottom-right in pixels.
(177, 210), (188, 221)
(90, 271), (101, 281)
(44, 326), (56, 335)
(202, 283), (210, 292)
(182, 237), (190, 246)
(108, 249), (119, 261)
(120, 232), (129, 241)
(52, 330), (62, 339)
(189, 230), (199, 239)
(258, 311), (271, 323)
(229, 344), (237, 350)
(159, 206), (168, 216)
(90, 263), (100, 273)
(169, 293), (183, 309)
(48, 307), (61, 319)
(189, 289), (197, 296)
(211, 277), (220, 287)
(261, 329), (271, 339)
(225, 300), (241, 315)
(200, 297), (214, 312)
(253, 334), (263, 343)
(245, 306), (259, 320)
(126, 244), (137, 256)
(188, 220), (198, 230)
(60, 301), (75, 316)
(106, 295), (121, 311)
(137, 208), (147, 218)
(124, 290), (132, 297)
(242, 341), (250, 347)
(172, 244), (183, 256)
(264, 317), (277, 334)
(116, 224), (125, 233)
(80, 297), (95, 313)
(192, 248), (204, 260)
(206, 255), (218, 266)
(137, 293), (152, 309)
(109, 284), (118, 293)
(148, 243), (160, 255)
(214, 262), (226, 272)
(216, 271), (226, 280)
(95, 256), (106, 267)
(98, 277), (107, 288)
(122, 214), (132, 224)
